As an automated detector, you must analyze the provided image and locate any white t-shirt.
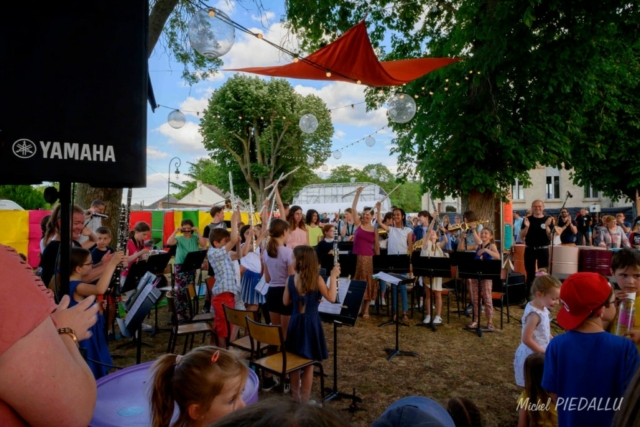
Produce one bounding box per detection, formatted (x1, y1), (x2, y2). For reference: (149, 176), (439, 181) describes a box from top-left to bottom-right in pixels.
(387, 227), (413, 255)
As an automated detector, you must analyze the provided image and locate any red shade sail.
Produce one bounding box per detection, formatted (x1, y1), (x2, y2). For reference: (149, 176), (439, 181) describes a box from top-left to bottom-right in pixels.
(225, 20), (460, 87)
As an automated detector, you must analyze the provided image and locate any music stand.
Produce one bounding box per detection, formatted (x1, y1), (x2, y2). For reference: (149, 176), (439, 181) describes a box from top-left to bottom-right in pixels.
(448, 251), (476, 314)
(122, 254), (172, 294)
(124, 284), (162, 364)
(374, 254), (411, 328)
(319, 278), (366, 408)
(181, 250), (208, 306)
(458, 259), (502, 338)
(411, 256), (452, 332)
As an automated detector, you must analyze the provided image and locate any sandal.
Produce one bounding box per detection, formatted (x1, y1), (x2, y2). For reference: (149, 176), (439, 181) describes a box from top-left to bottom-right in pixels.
(467, 322), (478, 328)
(487, 323), (495, 331)
(363, 313), (370, 319)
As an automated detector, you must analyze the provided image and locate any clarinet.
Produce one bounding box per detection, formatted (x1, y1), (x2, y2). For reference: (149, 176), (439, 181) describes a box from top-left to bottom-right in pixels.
(110, 203), (128, 296)
(333, 239), (341, 304)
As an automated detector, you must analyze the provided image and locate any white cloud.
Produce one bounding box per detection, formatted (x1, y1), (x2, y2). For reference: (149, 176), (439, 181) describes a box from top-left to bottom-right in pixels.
(251, 11), (275, 23)
(294, 82), (388, 128)
(147, 146), (168, 159)
(129, 172), (186, 206)
(180, 96), (211, 118)
(214, 0), (235, 15)
(334, 130), (346, 138)
(157, 121), (208, 155)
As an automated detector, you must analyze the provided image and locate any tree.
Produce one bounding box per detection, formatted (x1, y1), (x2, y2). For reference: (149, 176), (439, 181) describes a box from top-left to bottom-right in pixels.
(200, 75), (333, 204)
(284, 0), (640, 219)
(0, 185), (48, 210)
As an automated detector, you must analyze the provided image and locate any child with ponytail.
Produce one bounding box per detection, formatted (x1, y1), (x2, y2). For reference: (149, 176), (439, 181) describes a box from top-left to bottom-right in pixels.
(150, 346), (248, 427)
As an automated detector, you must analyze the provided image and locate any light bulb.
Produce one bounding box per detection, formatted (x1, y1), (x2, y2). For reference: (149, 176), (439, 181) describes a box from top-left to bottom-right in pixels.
(465, 77), (469, 80)
(469, 70), (473, 74)
(414, 94), (419, 98)
(356, 80), (361, 84)
(429, 91), (433, 95)
(456, 82), (460, 86)
(421, 86), (425, 90)
(444, 87), (448, 91)
(293, 55), (299, 63)
(257, 33), (263, 39)
(399, 94), (405, 99)
(477, 71), (481, 75)
(378, 89), (383, 95)
(445, 78), (449, 82)
(208, 9), (215, 17)
(326, 70), (331, 77)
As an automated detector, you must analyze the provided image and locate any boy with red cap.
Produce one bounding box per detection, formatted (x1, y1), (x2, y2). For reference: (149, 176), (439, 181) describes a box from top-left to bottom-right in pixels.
(542, 272), (639, 427)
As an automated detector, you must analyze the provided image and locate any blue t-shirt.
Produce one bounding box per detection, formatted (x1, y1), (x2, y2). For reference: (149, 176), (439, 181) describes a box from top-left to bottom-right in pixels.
(91, 246), (114, 265)
(542, 331), (639, 427)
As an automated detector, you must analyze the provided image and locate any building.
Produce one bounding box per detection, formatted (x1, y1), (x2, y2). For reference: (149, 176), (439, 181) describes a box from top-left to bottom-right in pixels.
(422, 165), (633, 212)
(292, 182), (392, 214)
(176, 180), (228, 208)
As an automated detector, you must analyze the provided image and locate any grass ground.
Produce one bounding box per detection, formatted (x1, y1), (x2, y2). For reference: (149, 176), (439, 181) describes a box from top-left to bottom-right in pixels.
(107, 288), (564, 427)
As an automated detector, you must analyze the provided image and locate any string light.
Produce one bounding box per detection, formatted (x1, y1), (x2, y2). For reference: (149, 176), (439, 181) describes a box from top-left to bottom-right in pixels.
(257, 33), (263, 39)
(293, 55), (299, 63)
(356, 80), (362, 84)
(208, 9), (215, 17)
(326, 70), (332, 77)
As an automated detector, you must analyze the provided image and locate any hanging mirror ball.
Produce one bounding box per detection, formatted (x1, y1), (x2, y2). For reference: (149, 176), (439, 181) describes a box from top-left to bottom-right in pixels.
(333, 150), (342, 159)
(306, 155), (314, 165)
(350, 177), (356, 183)
(321, 164), (329, 171)
(369, 169), (378, 179)
(168, 110), (186, 129)
(299, 114), (319, 134)
(365, 136), (376, 147)
(388, 93), (417, 124)
(188, 8), (236, 59)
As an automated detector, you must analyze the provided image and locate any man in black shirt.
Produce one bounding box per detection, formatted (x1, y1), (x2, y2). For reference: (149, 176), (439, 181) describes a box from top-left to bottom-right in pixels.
(575, 208), (591, 246)
(556, 209), (578, 244)
(519, 200), (552, 295)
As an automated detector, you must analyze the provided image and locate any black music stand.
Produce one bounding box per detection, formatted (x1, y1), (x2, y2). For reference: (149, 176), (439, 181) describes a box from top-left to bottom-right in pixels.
(412, 256), (452, 332)
(124, 284), (162, 364)
(374, 254), (411, 328)
(181, 249), (208, 305)
(376, 272), (418, 361)
(458, 259), (502, 338)
(122, 253), (171, 294)
(319, 279), (367, 409)
(448, 251), (476, 314)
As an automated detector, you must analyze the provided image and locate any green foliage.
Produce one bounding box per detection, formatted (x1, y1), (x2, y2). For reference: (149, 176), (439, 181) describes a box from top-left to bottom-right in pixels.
(200, 75), (333, 203)
(0, 185), (48, 210)
(284, 0), (640, 202)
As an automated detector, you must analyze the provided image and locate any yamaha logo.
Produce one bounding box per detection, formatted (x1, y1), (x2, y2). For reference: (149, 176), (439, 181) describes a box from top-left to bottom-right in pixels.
(12, 139), (37, 159)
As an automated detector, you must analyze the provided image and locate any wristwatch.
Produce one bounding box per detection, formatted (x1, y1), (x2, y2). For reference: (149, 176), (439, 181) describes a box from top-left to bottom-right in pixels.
(57, 327), (79, 347)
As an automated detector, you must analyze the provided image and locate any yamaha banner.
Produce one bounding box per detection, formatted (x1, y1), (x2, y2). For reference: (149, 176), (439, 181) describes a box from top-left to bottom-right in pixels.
(0, 0), (148, 187)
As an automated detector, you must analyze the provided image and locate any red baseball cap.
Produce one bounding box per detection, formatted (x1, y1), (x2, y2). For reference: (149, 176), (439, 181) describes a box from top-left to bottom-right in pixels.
(557, 272), (611, 330)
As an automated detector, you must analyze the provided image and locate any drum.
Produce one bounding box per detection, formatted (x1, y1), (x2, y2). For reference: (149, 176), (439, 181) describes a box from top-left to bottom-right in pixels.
(513, 244), (526, 280)
(551, 246), (579, 275)
(579, 247), (613, 276)
(90, 361), (259, 427)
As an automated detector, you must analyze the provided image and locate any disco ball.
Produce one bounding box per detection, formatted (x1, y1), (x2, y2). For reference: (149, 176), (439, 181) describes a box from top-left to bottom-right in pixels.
(299, 114), (319, 134)
(306, 155), (314, 165)
(333, 150), (342, 159)
(350, 177), (355, 183)
(188, 8), (236, 59)
(168, 110), (186, 129)
(388, 93), (417, 124)
(369, 169), (378, 178)
(365, 136), (376, 147)
(321, 164), (329, 171)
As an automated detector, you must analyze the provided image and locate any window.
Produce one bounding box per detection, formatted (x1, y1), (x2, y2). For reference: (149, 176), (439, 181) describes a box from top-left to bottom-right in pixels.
(512, 179), (524, 200)
(545, 167), (560, 199)
(584, 185), (599, 199)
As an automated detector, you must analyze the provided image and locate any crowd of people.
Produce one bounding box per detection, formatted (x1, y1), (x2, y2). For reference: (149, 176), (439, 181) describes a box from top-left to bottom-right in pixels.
(2, 193), (640, 427)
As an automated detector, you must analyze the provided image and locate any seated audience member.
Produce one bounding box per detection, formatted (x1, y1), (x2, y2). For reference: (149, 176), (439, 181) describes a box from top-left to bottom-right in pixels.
(372, 396), (480, 427)
(0, 244), (98, 426)
(542, 272), (640, 427)
(211, 397), (350, 427)
(627, 216), (640, 249)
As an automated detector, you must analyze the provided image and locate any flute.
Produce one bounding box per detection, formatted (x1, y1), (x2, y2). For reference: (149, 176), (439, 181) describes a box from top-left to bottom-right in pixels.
(248, 188), (257, 253)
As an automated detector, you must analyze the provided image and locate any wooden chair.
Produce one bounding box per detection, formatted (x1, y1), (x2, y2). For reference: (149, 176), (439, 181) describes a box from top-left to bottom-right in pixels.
(187, 283), (214, 323)
(223, 305), (268, 356)
(245, 317), (324, 397)
(166, 293), (215, 354)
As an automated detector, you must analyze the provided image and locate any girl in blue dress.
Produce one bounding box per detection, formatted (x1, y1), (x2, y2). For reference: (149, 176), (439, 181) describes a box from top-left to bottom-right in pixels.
(68, 247), (124, 378)
(283, 245), (339, 402)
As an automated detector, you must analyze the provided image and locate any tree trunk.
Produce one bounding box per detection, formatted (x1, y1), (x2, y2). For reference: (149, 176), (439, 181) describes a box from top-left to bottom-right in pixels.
(460, 189), (501, 243)
(75, 186), (124, 247)
(74, 0), (179, 244)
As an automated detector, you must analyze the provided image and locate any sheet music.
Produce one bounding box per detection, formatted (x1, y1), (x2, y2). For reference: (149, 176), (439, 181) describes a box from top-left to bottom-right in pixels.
(319, 278), (350, 315)
(125, 284), (152, 326)
(373, 271), (405, 284)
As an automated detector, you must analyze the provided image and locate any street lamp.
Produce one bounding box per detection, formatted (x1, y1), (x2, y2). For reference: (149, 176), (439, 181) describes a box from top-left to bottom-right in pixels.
(168, 157), (181, 209)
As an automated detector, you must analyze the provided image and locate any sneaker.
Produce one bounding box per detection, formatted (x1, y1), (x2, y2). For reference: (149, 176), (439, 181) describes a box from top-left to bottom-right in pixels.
(262, 376), (279, 392)
(283, 378), (291, 393)
(433, 316), (443, 325)
(370, 300), (376, 307)
(308, 399), (323, 408)
(422, 315), (431, 324)
(381, 297), (386, 306)
(141, 323), (153, 332)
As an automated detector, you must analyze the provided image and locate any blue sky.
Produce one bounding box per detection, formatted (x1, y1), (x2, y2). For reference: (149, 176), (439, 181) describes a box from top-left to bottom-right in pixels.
(136, 0), (400, 206)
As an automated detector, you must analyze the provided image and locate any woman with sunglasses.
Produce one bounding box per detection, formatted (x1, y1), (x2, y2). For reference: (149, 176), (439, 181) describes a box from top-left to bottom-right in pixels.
(167, 219), (208, 321)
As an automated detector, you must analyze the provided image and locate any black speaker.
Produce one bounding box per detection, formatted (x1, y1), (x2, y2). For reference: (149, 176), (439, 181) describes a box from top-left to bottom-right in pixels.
(0, 0), (148, 187)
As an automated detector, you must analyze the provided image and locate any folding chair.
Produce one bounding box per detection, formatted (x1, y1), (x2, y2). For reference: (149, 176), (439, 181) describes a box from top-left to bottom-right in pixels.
(166, 293), (215, 354)
(245, 317), (324, 398)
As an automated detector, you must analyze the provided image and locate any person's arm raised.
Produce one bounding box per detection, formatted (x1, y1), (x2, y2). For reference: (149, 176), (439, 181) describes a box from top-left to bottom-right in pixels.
(225, 208), (240, 253)
(375, 202), (388, 231)
(352, 187), (363, 227)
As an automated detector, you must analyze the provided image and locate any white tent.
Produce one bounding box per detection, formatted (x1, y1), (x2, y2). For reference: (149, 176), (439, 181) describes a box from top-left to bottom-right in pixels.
(292, 182), (392, 214)
(0, 200), (24, 210)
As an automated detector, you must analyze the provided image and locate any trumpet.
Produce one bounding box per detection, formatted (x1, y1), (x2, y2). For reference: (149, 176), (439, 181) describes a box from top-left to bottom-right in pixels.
(413, 237), (426, 252)
(447, 219), (489, 232)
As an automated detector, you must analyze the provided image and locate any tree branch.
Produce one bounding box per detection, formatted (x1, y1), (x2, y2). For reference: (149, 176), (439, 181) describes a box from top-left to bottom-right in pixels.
(148, 0), (180, 57)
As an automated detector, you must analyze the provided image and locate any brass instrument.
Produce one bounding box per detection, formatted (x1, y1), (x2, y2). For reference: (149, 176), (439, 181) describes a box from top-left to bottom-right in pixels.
(413, 238), (425, 252)
(447, 219), (489, 232)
